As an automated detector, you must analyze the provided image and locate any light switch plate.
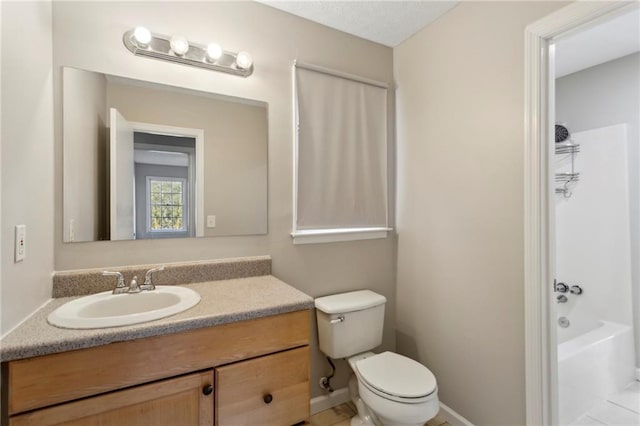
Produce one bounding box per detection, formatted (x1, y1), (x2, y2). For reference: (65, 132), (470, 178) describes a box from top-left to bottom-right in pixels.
(15, 225), (26, 262)
(207, 215), (216, 228)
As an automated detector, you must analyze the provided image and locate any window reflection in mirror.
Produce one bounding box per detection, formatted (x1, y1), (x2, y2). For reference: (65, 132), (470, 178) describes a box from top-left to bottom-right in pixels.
(62, 67), (267, 242)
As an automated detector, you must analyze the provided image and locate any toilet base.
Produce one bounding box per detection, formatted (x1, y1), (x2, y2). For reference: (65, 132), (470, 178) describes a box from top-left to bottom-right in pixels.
(348, 371), (439, 426)
(350, 414), (365, 426)
(349, 375), (377, 426)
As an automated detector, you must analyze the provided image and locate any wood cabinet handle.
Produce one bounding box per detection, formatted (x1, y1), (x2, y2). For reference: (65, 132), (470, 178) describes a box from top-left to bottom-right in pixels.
(202, 384), (213, 396)
(263, 393), (273, 404)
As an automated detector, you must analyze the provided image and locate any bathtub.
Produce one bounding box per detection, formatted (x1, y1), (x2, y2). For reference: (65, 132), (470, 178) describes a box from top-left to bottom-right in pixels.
(558, 319), (635, 425)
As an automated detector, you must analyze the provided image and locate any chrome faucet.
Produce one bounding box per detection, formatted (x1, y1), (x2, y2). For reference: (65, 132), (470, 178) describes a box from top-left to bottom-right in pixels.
(141, 266), (165, 291)
(103, 271), (142, 294)
(556, 294), (568, 303)
(103, 271), (129, 294)
(103, 266), (164, 294)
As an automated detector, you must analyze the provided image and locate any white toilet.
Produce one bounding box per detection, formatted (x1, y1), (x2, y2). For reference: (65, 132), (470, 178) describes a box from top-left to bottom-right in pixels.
(315, 290), (439, 426)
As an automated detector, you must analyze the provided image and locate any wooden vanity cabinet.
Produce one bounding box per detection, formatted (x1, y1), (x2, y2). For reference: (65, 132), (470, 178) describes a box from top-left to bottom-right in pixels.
(2, 310), (310, 426)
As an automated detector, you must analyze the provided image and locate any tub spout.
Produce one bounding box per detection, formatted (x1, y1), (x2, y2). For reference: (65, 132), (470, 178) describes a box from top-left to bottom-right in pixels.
(557, 294), (568, 303)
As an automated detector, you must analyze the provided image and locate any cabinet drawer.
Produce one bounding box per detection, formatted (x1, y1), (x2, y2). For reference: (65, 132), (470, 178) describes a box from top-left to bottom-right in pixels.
(9, 370), (214, 426)
(215, 346), (310, 426)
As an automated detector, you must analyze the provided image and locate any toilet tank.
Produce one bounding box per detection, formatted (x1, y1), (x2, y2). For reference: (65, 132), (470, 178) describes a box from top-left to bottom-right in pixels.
(315, 290), (386, 359)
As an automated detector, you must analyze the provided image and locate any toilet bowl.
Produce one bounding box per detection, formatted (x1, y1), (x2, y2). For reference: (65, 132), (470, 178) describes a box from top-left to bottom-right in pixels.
(314, 290), (440, 426)
(347, 351), (439, 426)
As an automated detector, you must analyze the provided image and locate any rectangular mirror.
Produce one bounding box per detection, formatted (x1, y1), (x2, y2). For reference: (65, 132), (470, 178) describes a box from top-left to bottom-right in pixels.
(62, 67), (267, 242)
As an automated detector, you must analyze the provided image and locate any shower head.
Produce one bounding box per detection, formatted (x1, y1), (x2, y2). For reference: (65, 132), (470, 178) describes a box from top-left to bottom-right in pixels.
(555, 124), (570, 143)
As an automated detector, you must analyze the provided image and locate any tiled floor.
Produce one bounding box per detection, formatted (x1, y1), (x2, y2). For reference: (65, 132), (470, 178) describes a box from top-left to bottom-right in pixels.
(571, 381), (640, 426)
(309, 402), (357, 426)
(309, 402), (451, 426)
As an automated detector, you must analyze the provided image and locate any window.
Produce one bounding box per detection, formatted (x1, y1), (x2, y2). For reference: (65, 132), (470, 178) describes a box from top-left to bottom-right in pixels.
(292, 62), (390, 244)
(146, 177), (187, 233)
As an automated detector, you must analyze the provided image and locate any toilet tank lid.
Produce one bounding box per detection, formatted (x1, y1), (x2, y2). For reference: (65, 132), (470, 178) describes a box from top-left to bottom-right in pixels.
(315, 290), (386, 314)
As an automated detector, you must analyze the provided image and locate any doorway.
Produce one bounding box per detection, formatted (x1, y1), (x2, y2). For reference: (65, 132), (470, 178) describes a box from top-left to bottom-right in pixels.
(524, 2), (640, 425)
(108, 108), (205, 240)
(552, 10), (639, 424)
(134, 132), (196, 239)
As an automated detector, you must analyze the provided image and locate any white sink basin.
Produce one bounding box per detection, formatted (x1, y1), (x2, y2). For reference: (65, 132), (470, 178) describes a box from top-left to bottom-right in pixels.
(48, 286), (201, 329)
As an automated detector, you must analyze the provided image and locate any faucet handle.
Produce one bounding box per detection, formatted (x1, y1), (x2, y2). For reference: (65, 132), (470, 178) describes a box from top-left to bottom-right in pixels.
(103, 271), (126, 294)
(143, 265), (165, 286)
(103, 271), (125, 288)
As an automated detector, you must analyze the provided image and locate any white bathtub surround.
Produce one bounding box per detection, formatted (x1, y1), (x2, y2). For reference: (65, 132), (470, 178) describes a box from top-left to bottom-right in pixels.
(556, 124), (637, 424)
(555, 124), (634, 327)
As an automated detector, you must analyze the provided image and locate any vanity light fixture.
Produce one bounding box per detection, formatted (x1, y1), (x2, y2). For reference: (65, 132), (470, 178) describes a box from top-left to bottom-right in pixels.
(133, 27), (152, 47)
(123, 28), (254, 77)
(206, 43), (223, 61)
(169, 35), (189, 56)
(235, 51), (253, 70)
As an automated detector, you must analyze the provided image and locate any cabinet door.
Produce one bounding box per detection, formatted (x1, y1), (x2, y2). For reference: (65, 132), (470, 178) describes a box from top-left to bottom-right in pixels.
(216, 346), (310, 426)
(10, 370), (214, 426)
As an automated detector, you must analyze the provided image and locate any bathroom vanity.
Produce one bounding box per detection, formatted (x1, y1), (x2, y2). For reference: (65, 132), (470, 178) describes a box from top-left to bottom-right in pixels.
(0, 258), (314, 426)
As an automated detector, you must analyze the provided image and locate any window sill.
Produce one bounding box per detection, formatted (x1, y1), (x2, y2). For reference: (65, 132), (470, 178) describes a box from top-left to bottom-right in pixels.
(291, 227), (392, 245)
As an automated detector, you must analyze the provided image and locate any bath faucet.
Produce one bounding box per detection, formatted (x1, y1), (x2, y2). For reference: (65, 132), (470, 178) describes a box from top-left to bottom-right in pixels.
(556, 294), (568, 303)
(141, 266), (165, 291)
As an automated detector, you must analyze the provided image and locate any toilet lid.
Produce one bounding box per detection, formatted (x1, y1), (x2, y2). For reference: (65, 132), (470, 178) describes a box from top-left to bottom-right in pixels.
(356, 352), (437, 399)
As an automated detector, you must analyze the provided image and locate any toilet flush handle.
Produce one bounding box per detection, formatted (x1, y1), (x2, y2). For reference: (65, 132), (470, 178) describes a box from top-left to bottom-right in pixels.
(330, 315), (345, 324)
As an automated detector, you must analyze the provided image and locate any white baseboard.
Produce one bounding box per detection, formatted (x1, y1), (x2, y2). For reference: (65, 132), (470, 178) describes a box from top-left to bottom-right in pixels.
(310, 387), (351, 415)
(439, 402), (474, 426)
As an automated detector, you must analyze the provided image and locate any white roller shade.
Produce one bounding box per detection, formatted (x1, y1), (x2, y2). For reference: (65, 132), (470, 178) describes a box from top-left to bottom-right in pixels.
(294, 64), (388, 232)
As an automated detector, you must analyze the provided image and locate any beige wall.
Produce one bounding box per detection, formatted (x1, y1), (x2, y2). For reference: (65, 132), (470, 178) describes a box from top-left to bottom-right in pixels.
(394, 2), (565, 425)
(1, 1), (55, 335)
(63, 68), (107, 242)
(52, 1), (396, 397)
(106, 81), (267, 237)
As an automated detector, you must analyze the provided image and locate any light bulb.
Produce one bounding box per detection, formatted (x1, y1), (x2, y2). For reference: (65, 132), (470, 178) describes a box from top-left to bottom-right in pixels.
(133, 27), (152, 46)
(235, 51), (253, 70)
(170, 35), (189, 56)
(206, 43), (223, 61)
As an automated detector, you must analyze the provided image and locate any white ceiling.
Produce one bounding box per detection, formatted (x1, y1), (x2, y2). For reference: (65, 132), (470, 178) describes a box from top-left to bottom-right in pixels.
(554, 8), (640, 78)
(255, 1), (459, 47)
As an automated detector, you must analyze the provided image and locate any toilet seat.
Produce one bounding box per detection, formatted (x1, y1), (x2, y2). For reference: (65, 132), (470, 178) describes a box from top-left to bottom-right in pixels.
(355, 351), (437, 404)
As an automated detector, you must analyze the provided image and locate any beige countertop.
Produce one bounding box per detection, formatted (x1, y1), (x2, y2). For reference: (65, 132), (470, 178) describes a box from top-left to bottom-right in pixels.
(0, 275), (314, 362)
